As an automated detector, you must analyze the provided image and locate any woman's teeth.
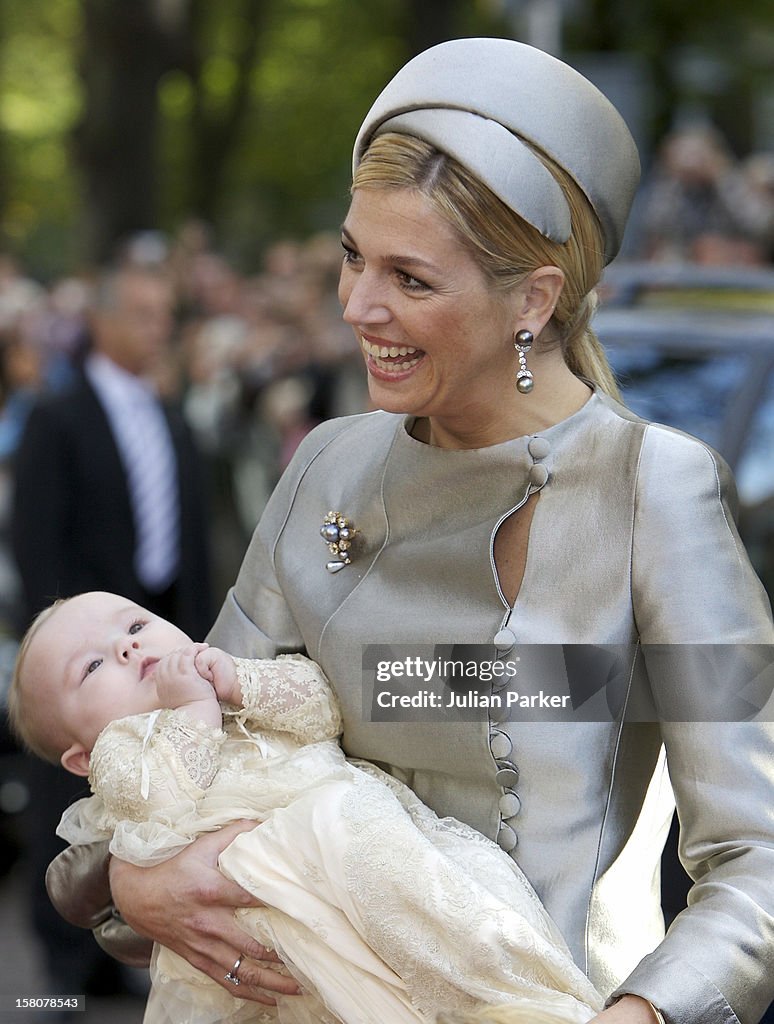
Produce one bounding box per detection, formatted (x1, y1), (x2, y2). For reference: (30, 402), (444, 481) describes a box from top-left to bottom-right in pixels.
(361, 337), (422, 370)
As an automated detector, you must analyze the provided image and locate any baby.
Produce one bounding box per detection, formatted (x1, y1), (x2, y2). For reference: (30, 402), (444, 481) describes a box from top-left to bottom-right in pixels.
(9, 592), (602, 1024)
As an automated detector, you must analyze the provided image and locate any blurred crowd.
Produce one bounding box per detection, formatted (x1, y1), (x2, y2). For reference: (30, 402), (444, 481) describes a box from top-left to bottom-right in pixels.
(637, 124), (774, 265)
(0, 223), (369, 635)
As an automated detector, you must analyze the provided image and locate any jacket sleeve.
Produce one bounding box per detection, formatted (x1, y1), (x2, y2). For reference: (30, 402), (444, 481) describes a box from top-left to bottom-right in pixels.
(613, 425), (774, 1024)
(45, 842), (153, 967)
(11, 399), (74, 619)
(206, 422), (334, 656)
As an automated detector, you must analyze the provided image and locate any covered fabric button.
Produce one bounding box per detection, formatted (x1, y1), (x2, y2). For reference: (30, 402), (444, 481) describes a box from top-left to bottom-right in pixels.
(489, 729), (512, 760)
(491, 668), (513, 694)
(528, 463), (549, 487)
(497, 823), (518, 853)
(489, 701), (510, 722)
(495, 765), (520, 788)
(499, 792), (522, 818)
(493, 627), (516, 650)
(528, 436), (551, 459)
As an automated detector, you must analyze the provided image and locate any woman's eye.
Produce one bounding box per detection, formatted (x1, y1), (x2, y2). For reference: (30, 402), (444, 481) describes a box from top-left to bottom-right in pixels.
(128, 621), (144, 635)
(341, 243), (361, 266)
(396, 270), (429, 292)
(86, 659), (101, 676)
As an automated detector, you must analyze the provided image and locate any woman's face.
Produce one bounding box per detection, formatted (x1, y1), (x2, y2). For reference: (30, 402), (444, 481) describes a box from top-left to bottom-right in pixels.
(338, 187), (522, 445)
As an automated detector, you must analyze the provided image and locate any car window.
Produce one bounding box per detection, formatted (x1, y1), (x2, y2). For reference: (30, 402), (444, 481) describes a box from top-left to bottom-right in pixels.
(609, 346), (774, 506)
(735, 373), (774, 506)
(609, 347), (745, 449)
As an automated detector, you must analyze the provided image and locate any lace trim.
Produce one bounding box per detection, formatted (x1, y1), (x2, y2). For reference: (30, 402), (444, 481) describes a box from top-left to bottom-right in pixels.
(89, 711), (225, 823)
(234, 654), (342, 745)
(160, 716), (222, 790)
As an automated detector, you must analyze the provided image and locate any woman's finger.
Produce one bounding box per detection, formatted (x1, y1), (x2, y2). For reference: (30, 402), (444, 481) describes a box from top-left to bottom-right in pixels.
(183, 938), (300, 1004)
(220, 956), (301, 1003)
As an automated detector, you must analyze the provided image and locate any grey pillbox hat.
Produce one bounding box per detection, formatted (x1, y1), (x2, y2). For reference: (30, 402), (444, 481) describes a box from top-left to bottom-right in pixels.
(353, 37), (641, 264)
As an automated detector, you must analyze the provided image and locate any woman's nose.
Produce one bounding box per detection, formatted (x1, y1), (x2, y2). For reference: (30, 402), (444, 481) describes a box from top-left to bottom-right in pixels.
(340, 272), (391, 327)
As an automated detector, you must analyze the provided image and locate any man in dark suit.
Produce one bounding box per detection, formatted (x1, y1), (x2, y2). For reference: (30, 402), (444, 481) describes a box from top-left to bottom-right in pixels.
(12, 265), (211, 636)
(10, 264), (212, 998)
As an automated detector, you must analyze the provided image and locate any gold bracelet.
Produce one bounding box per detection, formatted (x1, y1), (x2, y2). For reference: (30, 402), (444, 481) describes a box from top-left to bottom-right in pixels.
(645, 1000), (666, 1024)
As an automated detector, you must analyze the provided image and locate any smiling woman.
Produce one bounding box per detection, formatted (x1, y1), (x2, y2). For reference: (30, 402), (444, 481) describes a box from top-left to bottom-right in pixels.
(44, 37), (774, 1024)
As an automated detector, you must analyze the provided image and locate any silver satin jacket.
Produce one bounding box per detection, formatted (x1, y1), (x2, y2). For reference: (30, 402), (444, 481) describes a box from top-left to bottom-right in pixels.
(50, 391), (774, 1023)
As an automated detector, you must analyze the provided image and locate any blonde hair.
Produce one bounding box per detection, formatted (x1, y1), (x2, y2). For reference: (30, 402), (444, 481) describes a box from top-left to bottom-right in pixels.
(353, 133), (620, 399)
(7, 598), (73, 764)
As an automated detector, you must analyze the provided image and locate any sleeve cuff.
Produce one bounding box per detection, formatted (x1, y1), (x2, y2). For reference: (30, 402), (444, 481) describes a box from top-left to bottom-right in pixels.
(609, 952), (739, 1024)
(94, 912), (153, 968)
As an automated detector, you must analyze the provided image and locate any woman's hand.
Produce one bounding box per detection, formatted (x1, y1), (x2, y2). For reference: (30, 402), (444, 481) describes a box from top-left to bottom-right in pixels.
(109, 821), (300, 1005)
(589, 995), (660, 1023)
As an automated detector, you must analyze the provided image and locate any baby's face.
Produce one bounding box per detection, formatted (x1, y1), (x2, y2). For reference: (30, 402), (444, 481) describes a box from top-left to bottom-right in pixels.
(27, 592), (192, 763)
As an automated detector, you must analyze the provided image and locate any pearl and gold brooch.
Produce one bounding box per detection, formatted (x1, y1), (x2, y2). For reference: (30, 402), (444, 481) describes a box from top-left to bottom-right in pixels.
(320, 511), (357, 573)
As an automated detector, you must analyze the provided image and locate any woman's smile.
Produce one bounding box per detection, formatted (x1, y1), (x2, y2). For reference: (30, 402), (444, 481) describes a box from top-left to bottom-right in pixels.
(360, 333), (424, 375)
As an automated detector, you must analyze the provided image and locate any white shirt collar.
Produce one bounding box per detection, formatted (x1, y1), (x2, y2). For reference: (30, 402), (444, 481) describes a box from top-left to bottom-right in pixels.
(85, 352), (157, 403)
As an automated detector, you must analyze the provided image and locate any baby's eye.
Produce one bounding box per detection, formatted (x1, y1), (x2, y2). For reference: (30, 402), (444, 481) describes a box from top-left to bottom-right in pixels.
(86, 659), (101, 676)
(128, 621), (145, 635)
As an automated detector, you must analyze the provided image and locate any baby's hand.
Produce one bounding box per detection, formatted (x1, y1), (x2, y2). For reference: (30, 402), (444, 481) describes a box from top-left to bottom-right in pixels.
(195, 647), (241, 707)
(154, 644), (221, 726)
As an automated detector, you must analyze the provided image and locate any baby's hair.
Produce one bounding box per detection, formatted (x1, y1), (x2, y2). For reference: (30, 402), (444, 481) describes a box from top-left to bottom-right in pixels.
(7, 598), (73, 764)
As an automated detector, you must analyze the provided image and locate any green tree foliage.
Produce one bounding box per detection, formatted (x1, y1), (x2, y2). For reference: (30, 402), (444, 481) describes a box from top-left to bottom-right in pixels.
(0, 0), (81, 277)
(0, 0), (770, 278)
(565, 0), (774, 144)
(157, 0), (496, 266)
(158, 0), (409, 264)
(0, 0), (496, 274)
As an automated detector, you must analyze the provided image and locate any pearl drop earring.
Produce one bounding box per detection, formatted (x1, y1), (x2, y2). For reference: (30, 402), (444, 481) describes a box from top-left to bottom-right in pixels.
(513, 329), (534, 394)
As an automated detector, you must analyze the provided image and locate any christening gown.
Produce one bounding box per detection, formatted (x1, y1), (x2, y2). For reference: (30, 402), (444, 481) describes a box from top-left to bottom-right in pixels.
(57, 654), (602, 1024)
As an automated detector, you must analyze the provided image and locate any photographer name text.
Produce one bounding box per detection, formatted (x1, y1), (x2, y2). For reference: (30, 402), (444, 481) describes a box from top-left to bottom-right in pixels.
(375, 689), (570, 709)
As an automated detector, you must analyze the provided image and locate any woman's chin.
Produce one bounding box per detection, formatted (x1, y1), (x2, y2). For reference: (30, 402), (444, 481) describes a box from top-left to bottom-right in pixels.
(366, 370), (429, 416)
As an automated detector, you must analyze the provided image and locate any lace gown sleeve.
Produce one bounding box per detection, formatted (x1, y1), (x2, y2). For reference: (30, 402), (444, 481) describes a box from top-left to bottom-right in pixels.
(233, 654), (343, 745)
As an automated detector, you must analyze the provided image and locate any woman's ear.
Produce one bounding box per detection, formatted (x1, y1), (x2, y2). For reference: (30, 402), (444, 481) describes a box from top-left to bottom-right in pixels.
(61, 743), (91, 777)
(517, 266), (565, 334)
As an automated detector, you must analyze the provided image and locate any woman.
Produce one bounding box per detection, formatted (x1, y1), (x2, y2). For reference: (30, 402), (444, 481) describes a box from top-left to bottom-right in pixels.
(48, 39), (774, 1024)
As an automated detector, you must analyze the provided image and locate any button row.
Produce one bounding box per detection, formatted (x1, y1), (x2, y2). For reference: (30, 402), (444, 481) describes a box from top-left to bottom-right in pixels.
(489, 726), (521, 854)
(490, 442), (550, 857)
(527, 434), (550, 491)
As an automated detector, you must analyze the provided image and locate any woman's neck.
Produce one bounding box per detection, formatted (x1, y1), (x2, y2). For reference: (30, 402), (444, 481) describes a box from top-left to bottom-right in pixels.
(416, 364), (593, 450)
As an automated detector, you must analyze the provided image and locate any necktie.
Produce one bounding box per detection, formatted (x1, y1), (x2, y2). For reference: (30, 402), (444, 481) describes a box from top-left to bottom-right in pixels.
(120, 388), (180, 591)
